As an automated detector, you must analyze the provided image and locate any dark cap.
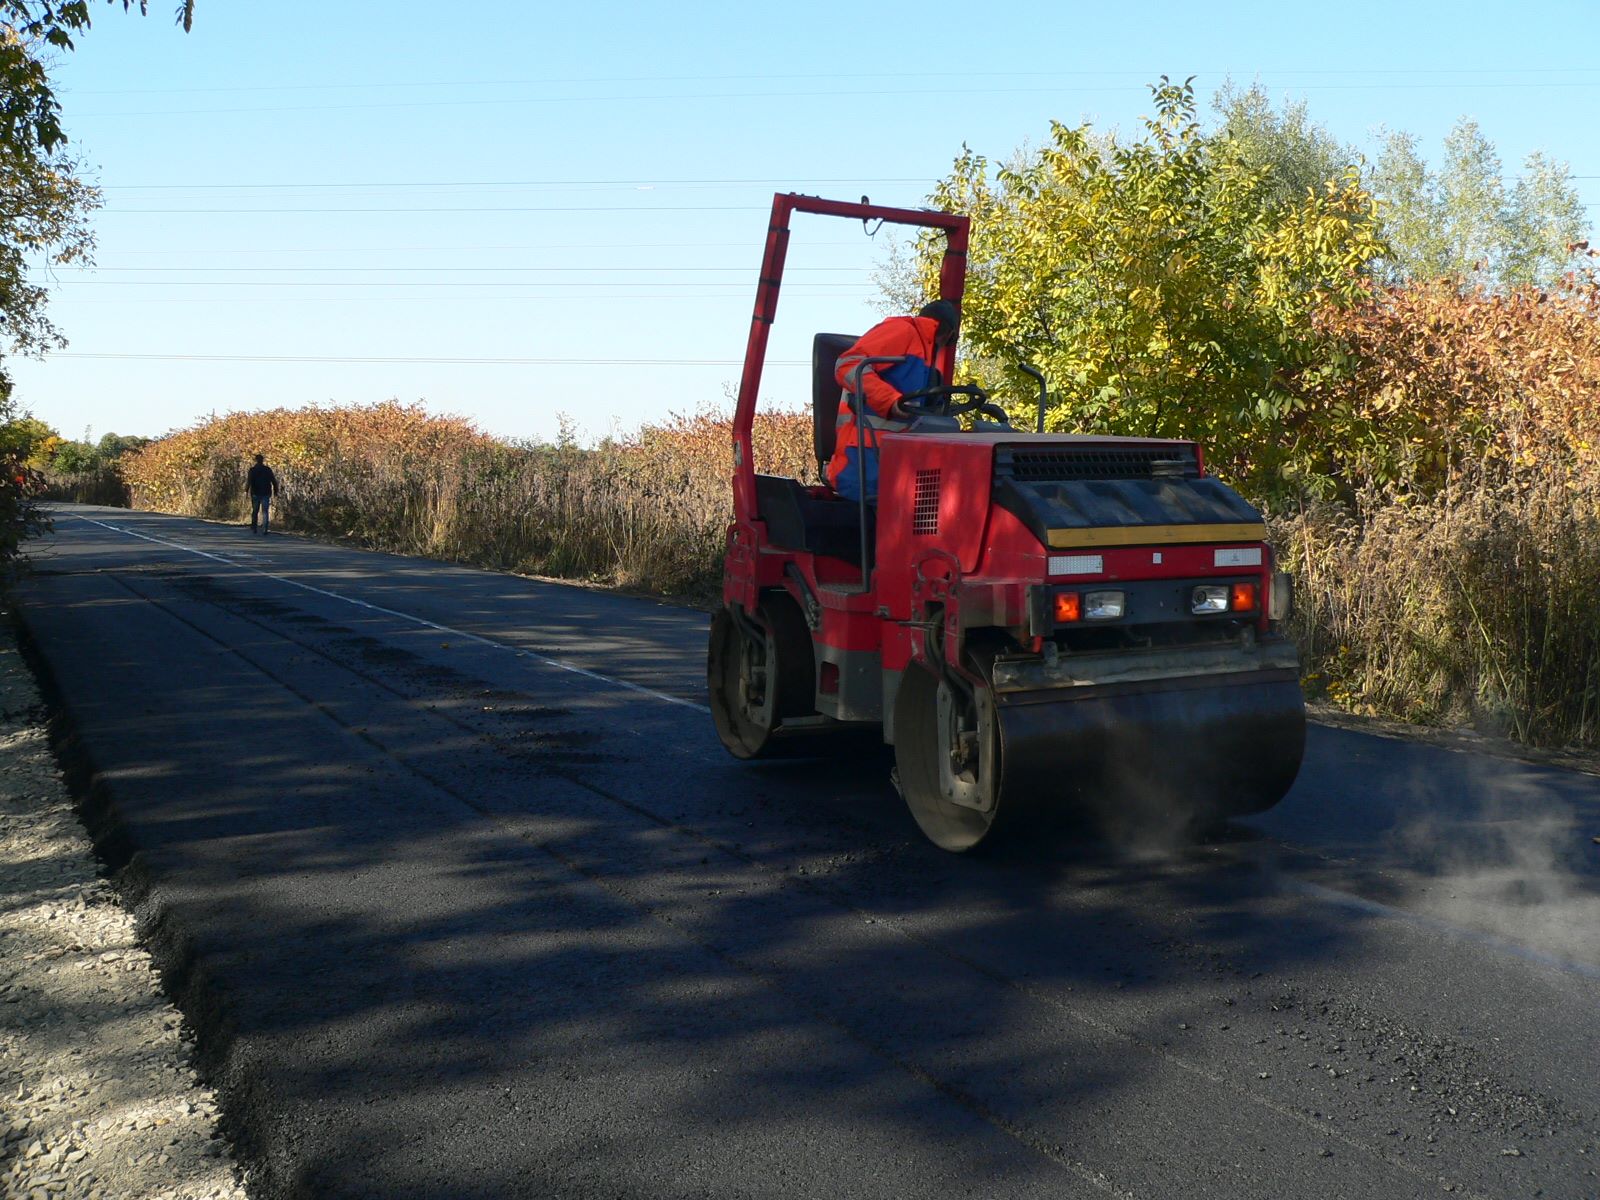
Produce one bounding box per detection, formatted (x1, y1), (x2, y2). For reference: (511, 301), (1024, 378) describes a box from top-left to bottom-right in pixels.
(919, 299), (959, 342)
(253, 453), (265, 464)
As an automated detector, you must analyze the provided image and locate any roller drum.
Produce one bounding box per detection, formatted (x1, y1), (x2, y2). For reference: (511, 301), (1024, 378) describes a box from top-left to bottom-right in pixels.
(994, 674), (1306, 831)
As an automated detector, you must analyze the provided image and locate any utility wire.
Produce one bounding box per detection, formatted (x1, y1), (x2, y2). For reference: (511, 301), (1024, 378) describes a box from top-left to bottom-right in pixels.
(50, 295), (871, 304)
(47, 280), (871, 289)
(97, 176), (931, 191)
(74, 78), (1600, 121)
(92, 199), (1600, 215)
(41, 266), (873, 273)
(52, 352), (809, 366)
(60, 242), (865, 254)
(98, 205), (779, 214)
(91, 174), (1600, 189)
(64, 66), (1600, 98)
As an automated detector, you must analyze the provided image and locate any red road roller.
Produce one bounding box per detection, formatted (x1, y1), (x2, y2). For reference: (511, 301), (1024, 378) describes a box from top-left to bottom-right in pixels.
(709, 194), (1305, 851)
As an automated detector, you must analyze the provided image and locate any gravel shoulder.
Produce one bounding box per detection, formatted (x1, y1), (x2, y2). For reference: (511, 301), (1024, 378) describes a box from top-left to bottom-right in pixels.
(0, 602), (248, 1200)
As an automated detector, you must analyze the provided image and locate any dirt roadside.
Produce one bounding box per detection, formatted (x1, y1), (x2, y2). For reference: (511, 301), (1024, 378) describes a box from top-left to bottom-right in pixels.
(0, 604), (249, 1200)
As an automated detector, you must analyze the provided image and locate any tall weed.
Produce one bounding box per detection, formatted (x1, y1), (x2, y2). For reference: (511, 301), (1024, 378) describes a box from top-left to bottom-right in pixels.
(125, 401), (1600, 749)
(1273, 472), (1600, 748)
(124, 402), (812, 598)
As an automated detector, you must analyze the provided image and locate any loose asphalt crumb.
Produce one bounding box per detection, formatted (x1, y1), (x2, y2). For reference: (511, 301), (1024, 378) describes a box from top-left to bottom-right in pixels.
(0, 616), (249, 1200)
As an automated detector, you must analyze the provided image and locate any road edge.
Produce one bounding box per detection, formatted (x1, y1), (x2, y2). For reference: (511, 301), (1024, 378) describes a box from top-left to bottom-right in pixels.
(7, 589), (276, 1197)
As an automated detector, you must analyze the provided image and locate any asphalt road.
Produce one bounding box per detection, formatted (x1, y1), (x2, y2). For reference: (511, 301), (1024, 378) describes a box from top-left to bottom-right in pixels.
(15, 503), (1600, 1200)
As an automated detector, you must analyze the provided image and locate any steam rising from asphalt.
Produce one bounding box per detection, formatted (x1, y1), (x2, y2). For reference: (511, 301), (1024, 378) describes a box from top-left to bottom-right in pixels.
(1394, 764), (1600, 968)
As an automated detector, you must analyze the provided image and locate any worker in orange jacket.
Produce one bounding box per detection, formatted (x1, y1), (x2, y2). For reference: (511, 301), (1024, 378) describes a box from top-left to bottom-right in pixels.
(828, 299), (959, 502)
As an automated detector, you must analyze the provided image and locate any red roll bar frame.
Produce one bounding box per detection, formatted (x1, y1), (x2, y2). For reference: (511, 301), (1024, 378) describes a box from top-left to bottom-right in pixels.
(730, 193), (970, 518)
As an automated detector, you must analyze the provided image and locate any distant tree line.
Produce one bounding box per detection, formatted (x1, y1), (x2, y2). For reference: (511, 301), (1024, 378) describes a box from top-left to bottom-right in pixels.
(889, 78), (1596, 501)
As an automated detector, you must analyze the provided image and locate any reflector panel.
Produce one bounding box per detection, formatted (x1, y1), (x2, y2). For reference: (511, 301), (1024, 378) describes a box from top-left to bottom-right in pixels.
(1215, 547), (1263, 567)
(1048, 554), (1103, 576)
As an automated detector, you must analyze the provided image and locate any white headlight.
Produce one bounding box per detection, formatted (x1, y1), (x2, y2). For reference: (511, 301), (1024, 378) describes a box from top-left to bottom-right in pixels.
(1191, 585), (1229, 614)
(1084, 590), (1125, 620)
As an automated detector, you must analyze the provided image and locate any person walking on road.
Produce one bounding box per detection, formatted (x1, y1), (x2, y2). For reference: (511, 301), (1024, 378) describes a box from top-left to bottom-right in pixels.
(246, 453), (280, 535)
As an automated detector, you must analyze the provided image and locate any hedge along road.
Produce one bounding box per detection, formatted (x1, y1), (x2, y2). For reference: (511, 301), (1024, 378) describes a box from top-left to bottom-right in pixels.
(15, 503), (1600, 1200)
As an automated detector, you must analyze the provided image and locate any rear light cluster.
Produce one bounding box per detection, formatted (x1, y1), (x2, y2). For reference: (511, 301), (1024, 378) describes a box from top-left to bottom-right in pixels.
(1191, 583), (1257, 614)
(1053, 590), (1126, 623)
(1038, 574), (1274, 633)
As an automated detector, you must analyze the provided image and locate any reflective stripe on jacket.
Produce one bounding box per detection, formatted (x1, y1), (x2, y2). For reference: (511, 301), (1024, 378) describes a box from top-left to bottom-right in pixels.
(827, 315), (941, 489)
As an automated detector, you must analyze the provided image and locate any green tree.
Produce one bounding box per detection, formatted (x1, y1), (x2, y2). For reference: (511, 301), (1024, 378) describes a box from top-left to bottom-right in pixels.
(96, 429), (148, 458)
(0, 4), (195, 387)
(0, 3), (193, 562)
(1211, 81), (1356, 211)
(1437, 119), (1507, 280)
(1369, 131), (1449, 282)
(908, 78), (1385, 495)
(1, 3), (194, 156)
(0, 407), (52, 458)
(1370, 119), (1588, 288)
(1506, 151), (1589, 286)
(49, 435), (94, 471)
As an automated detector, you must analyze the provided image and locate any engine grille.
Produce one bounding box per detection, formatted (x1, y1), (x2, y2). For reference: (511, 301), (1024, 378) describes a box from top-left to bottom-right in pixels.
(995, 444), (1201, 483)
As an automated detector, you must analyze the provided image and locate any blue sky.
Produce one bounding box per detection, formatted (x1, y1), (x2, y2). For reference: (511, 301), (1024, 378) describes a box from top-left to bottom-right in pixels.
(12, 0), (1598, 446)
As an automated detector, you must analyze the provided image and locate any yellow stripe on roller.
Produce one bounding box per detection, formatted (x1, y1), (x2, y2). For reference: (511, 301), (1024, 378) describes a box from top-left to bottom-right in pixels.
(1046, 523), (1268, 549)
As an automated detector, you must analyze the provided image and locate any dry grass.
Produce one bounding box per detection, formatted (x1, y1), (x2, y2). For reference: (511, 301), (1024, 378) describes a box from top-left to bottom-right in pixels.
(124, 401), (1600, 749)
(1273, 473), (1600, 748)
(40, 465), (129, 507)
(124, 402), (813, 599)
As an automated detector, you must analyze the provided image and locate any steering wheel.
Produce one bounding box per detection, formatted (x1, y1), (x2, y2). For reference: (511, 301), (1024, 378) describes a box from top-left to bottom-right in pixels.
(895, 384), (1009, 424)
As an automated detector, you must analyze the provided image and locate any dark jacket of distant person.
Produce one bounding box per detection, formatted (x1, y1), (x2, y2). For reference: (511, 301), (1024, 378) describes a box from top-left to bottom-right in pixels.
(247, 459), (279, 498)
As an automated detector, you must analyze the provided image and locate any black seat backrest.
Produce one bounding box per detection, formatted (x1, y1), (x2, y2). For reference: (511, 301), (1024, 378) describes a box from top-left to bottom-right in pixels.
(812, 332), (859, 478)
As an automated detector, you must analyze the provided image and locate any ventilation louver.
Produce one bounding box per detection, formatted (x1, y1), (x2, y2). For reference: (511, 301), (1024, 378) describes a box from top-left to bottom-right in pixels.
(912, 469), (941, 535)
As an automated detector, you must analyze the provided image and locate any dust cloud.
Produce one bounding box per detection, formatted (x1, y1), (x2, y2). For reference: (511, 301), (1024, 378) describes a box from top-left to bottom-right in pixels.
(1393, 764), (1600, 968)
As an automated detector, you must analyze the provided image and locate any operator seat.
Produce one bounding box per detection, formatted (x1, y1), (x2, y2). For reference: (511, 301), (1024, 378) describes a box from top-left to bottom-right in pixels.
(812, 332), (859, 478)
(749, 331), (869, 563)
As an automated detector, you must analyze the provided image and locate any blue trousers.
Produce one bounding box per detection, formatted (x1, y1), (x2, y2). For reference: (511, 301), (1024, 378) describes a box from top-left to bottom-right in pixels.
(833, 447), (879, 504)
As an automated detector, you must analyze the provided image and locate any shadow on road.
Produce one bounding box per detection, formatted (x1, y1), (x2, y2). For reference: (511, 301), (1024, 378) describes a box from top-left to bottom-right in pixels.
(18, 506), (1600, 1200)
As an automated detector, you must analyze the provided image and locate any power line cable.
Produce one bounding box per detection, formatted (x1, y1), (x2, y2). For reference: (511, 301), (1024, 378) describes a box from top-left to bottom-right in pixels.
(47, 280), (871, 289)
(96, 176), (931, 191)
(98, 205), (781, 214)
(40, 266), (873, 273)
(92, 175), (1600, 190)
(73, 77), (1600, 121)
(51, 352), (810, 366)
(50, 295), (872, 304)
(64, 65), (1600, 98)
(58, 241), (865, 254)
(97, 199), (1600, 214)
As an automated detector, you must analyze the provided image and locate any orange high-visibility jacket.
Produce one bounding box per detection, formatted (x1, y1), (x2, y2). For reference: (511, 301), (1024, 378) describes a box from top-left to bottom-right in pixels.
(826, 314), (941, 490)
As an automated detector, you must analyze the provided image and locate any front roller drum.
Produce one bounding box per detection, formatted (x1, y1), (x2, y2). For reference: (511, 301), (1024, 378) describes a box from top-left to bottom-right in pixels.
(895, 665), (1306, 853)
(707, 599), (814, 759)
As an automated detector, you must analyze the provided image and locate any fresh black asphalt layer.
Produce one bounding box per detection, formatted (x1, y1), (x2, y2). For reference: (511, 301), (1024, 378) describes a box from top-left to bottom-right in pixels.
(16, 504), (1600, 1199)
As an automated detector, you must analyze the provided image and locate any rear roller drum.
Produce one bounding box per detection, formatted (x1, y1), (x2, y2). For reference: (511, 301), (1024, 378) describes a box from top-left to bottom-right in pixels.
(708, 597), (814, 759)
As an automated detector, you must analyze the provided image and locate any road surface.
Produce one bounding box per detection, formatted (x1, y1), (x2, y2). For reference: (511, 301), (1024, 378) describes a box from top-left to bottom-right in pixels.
(15, 504), (1600, 1199)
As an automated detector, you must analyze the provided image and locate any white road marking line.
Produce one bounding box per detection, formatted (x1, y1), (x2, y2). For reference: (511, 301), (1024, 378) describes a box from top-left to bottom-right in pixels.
(73, 518), (1598, 985)
(70, 514), (712, 714)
